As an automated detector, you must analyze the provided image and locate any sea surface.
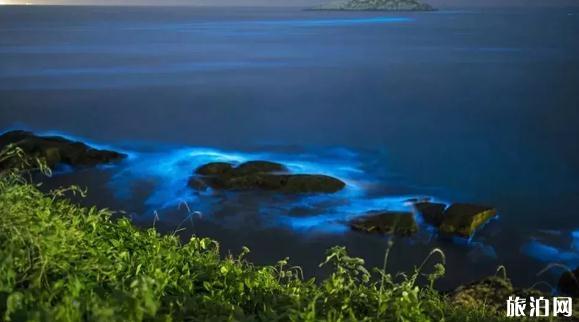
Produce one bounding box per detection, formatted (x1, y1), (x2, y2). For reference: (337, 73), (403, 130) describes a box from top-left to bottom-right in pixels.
(1, 5), (579, 290)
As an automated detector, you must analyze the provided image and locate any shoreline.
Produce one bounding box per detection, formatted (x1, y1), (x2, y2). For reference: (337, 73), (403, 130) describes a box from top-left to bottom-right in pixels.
(0, 163), (562, 320)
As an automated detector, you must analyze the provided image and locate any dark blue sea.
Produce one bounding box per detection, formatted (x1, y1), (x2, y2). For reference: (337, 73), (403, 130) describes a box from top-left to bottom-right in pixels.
(1, 5), (579, 289)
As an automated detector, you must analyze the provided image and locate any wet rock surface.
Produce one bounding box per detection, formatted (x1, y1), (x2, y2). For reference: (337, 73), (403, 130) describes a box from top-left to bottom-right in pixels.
(349, 211), (418, 236)
(413, 202), (497, 238)
(0, 130), (126, 170)
(439, 204), (497, 238)
(191, 160), (346, 194)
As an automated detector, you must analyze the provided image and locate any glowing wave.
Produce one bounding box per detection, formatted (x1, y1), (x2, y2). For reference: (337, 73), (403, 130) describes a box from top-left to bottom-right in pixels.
(521, 230), (579, 269)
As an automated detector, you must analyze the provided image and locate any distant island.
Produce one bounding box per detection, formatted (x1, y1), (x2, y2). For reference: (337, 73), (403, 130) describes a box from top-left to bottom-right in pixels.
(312, 0), (435, 11)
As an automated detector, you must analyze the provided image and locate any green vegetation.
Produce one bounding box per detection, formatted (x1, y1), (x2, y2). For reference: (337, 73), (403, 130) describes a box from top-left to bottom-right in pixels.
(0, 149), (519, 321)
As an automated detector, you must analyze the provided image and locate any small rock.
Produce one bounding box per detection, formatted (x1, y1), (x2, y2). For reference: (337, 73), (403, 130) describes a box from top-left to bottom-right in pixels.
(349, 211), (418, 236)
(414, 202), (446, 227)
(439, 203), (497, 238)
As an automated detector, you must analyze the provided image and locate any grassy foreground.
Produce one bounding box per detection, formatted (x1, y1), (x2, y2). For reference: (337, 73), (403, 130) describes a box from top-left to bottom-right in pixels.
(0, 159), (515, 321)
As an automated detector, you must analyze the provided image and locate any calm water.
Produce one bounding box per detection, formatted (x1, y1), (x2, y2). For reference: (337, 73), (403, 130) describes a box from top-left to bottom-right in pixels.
(1, 5), (579, 289)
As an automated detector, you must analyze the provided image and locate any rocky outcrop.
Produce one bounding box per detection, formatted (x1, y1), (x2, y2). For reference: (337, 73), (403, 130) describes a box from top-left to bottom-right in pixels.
(349, 211), (418, 236)
(449, 276), (545, 313)
(0, 130), (126, 170)
(346, 201), (495, 238)
(413, 202), (497, 238)
(313, 0), (434, 11)
(439, 204), (497, 238)
(191, 160), (346, 194)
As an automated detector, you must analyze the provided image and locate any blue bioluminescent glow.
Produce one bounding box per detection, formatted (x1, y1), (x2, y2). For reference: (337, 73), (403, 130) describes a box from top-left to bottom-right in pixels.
(103, 141), (456, 235)
(521, 238), (579, 269)
(571, 230), (579, 251)
(272, 195), (415, 232)
(1, 128), (499, 240)
(109, 145), (369, 211)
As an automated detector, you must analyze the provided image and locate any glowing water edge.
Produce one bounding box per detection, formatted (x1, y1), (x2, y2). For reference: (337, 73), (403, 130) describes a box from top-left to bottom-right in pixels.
(110, 143), (428, 234)
(14, 129), (576, 291)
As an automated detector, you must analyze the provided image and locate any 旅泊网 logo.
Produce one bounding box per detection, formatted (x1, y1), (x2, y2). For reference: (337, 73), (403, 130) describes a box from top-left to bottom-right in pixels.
(506, 296), (573, 318)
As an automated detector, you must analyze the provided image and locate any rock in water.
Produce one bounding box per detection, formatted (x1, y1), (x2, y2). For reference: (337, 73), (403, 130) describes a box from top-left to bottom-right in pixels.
(0, 130), (126, 170)
(215, 173), (346, 193)
(195, 162), (234, 176)
(349, 211), (418, 236)
(234, 160), (287, 175)
(191, 160), (345, 194)
(558, 268), (579, 297)
(411, 201), (497, 238)
(281, 174), (345, 193)
(196, 161), (285, 177)
(414, 202), (447, 227)
(188, 177), (209, 191)
(314, 0), (434, 11)
(438, 203), (497, 238)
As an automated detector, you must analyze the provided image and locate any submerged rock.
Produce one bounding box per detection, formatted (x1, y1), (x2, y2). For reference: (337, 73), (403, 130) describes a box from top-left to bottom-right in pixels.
(191, 160), (345, 194)
(558, 268), (579, 297)
(438, 203), (497, 238)
(0, 130), (126, 170)
(349, 211), (418, 236)
(313, 0), (434, 11)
